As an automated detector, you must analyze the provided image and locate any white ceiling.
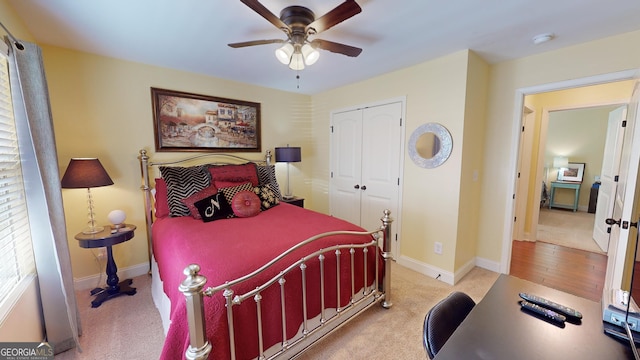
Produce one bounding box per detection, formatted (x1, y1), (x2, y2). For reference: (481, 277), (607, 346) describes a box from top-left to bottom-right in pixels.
(8, 0), (640, 94)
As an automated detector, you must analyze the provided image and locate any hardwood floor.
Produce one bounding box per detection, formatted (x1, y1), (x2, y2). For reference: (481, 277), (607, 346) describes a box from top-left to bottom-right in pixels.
(510, 240), (607, 301)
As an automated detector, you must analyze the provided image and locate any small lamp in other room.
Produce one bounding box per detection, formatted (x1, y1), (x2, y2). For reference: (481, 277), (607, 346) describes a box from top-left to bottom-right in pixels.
(61, 158), (114, 234)
(275, 146), (301, 200)
(553, 156), (569, 179)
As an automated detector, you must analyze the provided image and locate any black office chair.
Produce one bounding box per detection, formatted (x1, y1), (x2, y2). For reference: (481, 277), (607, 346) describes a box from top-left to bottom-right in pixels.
(423, 291), (476, 359)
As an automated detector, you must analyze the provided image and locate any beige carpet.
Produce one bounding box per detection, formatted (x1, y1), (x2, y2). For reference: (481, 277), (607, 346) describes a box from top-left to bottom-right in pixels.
(55, 263), (498, 359)
(537, 208), (605, 254)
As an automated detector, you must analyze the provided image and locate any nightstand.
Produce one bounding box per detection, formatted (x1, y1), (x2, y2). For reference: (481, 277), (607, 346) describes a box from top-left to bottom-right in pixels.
(75, 225), (137, 307)
(282, 196), (304, 208)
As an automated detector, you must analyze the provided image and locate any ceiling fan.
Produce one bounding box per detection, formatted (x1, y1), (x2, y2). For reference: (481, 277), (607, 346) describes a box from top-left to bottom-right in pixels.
(228, 0), (363, 70)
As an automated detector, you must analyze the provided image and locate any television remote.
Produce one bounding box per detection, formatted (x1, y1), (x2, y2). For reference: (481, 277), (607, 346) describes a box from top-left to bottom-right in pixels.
(519, 292), (583, 320)
(520, 300), (566, 324)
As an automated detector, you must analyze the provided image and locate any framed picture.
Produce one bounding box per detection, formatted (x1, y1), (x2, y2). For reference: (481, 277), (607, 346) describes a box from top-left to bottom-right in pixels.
(151, 87), (261, 152)
(558, 162), (585, 182)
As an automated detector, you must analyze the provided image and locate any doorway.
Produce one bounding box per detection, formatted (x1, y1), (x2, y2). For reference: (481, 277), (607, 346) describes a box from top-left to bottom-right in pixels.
(504, 72), (638, 295)
(536, 105), (624, 254)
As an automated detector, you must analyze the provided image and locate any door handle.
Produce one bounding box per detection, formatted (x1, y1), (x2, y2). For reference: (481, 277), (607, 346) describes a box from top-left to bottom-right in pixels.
(361, 185), (367, 191)
(606, 218), (638, 229)
(354, 184), (360, 189)
(605, 218), (621, 227)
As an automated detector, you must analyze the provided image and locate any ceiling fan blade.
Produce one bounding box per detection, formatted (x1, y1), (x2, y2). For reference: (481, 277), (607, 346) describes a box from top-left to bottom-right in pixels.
(306, 0), (362, 34)
(228, 39), (285, 48)
(240, 0), (289, 31)
(311, 39), (362, 57)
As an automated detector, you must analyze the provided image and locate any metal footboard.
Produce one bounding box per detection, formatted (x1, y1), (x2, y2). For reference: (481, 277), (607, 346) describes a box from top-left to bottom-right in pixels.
(179, 210), (393, 360)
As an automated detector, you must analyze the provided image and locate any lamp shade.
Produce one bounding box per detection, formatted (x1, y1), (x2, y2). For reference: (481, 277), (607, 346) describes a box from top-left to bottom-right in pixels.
(553, 156), (569, 168)
(288, 52), (305, 70)
(301, 44), (319, 65)
(61, 158), (114, 189)
(275, 147), (301, 163)
(275, 43), (294, 65)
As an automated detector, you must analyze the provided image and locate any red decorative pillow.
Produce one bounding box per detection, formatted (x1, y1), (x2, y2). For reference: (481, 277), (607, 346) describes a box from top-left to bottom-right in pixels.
(209, 163), (259, 187)
(181, 185), (219, 219)
(154, 178), (169, 218)
(231, 191), (261, 218)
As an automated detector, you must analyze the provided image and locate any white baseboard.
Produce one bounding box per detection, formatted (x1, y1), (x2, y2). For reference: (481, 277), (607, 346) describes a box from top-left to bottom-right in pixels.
(475, 256), (501, 273)
(396, 255), (455, 285)
(395, 255), (501, 285)
(73, 262), (149, 290)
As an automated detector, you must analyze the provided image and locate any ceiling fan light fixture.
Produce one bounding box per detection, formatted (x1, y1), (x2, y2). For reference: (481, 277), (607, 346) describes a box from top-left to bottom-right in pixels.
(301, 43), (319, 66)
(289, 52), (305, 70)
(275, 43), (294, 64)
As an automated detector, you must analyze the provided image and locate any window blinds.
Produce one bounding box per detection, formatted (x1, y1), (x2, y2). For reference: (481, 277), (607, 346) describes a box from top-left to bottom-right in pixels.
(0, 51), (35, 307)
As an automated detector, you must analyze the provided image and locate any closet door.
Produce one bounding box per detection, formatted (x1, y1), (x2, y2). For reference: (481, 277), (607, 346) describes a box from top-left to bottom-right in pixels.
(359, 102), (402, 232)
(330, 109), (363, 225)
(330, 101), (402, 242)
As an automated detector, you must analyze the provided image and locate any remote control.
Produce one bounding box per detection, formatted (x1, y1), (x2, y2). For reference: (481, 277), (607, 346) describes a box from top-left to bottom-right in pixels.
(520, 300), (566, 324)
(519, 292), (583, 320)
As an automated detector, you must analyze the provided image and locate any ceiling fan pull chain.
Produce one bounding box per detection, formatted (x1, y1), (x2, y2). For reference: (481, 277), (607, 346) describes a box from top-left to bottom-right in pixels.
(296, 72), (300, 89)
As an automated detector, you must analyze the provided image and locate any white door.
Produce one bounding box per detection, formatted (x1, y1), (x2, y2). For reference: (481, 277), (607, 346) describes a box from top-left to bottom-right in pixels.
(606, 79), (640, 290)
(329, 110), (363, 226)
(330, 101), (403, 256)
(513, 107), (534, 241)
(593, 106), (627, 252)
(360, 103), (402, 233)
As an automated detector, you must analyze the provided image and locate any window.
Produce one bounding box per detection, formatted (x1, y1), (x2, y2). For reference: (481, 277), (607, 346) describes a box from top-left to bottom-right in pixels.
(0, 48), (35, 307)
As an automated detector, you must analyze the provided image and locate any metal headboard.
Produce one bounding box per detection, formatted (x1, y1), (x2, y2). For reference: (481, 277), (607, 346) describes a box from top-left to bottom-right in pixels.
(137, 148), (273, 271)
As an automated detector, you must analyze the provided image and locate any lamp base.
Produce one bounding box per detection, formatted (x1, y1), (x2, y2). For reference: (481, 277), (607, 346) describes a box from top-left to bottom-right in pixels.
(82, 225), (104, 235)
(283, 194), (295, 200)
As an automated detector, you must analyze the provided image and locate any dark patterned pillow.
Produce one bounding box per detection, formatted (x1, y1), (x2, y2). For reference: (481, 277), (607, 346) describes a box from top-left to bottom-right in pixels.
(256, 164), (282, 200)
(181, 184), (219, 220)
(231, 191), (261, 218)
(160, 166), (210, 217)
(219, 182), (254, 218)
(194, 192), (233, 222)
(253, 184), (280, 211)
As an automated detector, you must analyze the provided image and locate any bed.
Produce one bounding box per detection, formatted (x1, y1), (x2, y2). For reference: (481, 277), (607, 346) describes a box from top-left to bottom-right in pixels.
(138, 149), (393, 360)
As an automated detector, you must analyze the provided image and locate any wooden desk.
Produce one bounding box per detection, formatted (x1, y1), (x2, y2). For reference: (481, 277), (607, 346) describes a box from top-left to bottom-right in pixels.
(434, 274), (633, 359)
(549, 181), (581, 212)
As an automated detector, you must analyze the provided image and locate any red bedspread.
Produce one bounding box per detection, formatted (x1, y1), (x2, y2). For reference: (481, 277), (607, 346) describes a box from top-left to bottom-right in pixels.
(154, 203), (377, 360)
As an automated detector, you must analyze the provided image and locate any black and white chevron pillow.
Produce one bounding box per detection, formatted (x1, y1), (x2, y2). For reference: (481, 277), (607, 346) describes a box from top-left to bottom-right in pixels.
(256, 164), (283, 200)
(160, 166), (210, 217)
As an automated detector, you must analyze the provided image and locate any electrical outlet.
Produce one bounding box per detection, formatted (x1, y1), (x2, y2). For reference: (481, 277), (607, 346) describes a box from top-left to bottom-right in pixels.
(97, 248), (107, 260)
(434, 242), (443, 255)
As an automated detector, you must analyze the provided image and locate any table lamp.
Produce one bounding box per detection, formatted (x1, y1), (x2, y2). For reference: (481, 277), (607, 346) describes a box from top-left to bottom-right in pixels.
(275, 146), (301, 199)
(61, 158), (114, 234)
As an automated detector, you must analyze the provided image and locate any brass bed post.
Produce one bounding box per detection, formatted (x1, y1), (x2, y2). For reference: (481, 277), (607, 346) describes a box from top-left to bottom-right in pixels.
(139, 149), (153, 273)
(381, 209), (393, 308)
(179, 265), (212, 360)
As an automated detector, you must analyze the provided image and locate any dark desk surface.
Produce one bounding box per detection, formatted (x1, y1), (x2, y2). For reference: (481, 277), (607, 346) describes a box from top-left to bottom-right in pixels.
(434, 274), (634, 359)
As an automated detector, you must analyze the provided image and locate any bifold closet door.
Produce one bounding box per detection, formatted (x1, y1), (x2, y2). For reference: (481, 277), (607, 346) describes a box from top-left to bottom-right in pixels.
(330, 102), (402, 233)
(330, 108), (363, 225)
(359, 102), (402, 232)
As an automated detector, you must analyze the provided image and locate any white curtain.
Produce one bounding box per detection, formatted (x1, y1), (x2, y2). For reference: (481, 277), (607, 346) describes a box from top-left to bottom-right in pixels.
(7, 38), (81, 353)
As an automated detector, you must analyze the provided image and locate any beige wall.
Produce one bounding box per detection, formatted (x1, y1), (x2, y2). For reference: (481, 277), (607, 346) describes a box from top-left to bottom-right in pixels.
(479, 30), (640, 265)
(42, 46), (312, 280)
(5, 0), (640, 292)
(312, 50), (488, 277)
(546, 106), (614, 207)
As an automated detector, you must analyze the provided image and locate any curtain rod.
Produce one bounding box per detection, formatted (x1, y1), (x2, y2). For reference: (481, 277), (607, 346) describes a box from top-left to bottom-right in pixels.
(0, 21), (24, 50)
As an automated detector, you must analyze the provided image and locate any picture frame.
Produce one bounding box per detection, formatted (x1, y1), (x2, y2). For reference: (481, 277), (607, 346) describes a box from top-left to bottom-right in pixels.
(151, 87), (261, 152)
(558, 162), (585, 182)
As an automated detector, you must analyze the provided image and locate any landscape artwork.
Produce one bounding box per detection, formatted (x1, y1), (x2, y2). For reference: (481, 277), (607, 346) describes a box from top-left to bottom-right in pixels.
(151, 88), (261, 152)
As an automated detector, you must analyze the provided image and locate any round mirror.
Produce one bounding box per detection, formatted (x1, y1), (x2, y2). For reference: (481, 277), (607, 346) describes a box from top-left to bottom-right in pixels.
(408, 123), (452, 168)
